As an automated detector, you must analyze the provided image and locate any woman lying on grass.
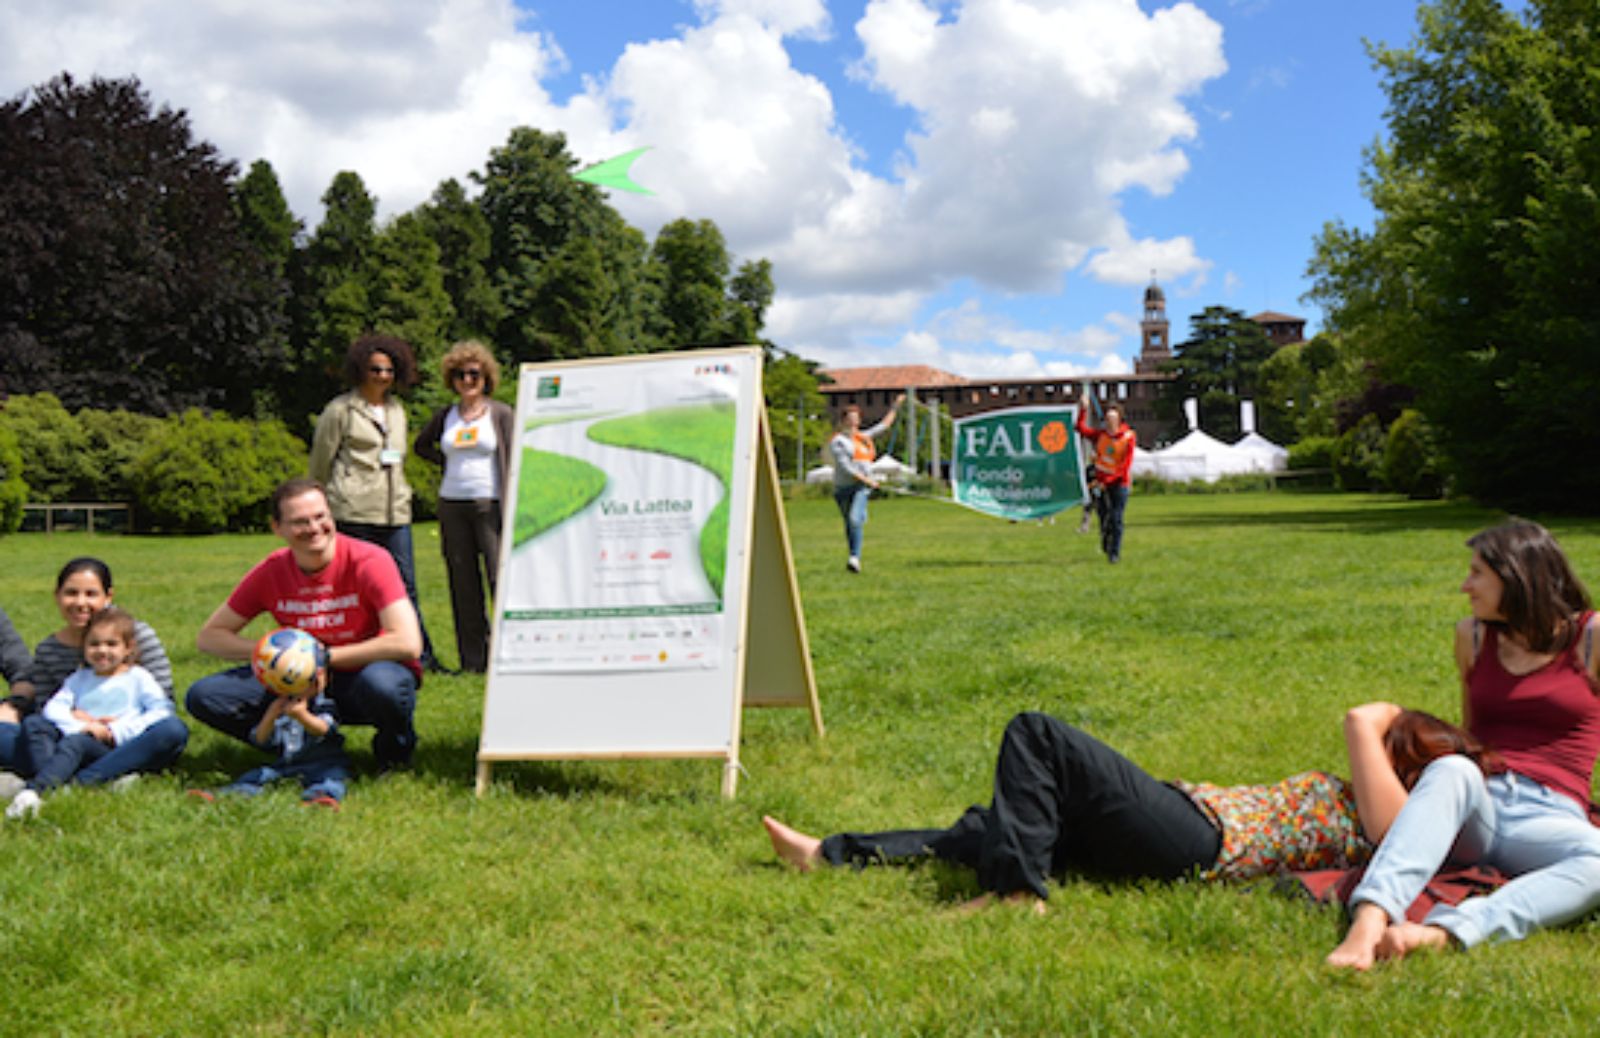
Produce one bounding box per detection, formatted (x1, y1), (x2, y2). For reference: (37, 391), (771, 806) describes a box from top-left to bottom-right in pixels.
(765, 707), (1490, 907)
(1326, 519), (1600, 970)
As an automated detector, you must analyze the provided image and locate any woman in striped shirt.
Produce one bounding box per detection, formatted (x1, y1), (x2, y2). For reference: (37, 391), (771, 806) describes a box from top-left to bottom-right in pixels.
(0, 557), (174, 778)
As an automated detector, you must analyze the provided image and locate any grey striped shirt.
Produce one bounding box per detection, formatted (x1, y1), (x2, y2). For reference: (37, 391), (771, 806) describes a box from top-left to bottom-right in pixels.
(23, 621), (175, 701)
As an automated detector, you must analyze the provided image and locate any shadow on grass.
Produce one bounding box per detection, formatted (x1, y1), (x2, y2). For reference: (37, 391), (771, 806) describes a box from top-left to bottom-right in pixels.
(171, 728), (630, 800)
(1139, 499), (1500, 534)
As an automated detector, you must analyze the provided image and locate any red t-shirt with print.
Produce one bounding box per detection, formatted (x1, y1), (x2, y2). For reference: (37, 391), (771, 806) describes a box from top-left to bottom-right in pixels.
(227, 535), (419, 676)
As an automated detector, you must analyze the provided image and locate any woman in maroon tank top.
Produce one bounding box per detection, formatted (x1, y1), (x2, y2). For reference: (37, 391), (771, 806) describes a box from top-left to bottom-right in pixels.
(1329, 520), (1600, 970)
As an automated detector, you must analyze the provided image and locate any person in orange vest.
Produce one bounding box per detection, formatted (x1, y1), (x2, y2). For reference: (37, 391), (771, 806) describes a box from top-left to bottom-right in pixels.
(828, 395), (904, 573)
(1075, 399), (1136, 563)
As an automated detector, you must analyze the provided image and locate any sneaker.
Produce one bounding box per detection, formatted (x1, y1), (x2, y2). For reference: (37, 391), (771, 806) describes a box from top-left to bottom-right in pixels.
(301, 794), (342, 810)
(108, 774), (140, 793)
(846, 556), (862, 573)
(0, 771), (24, 801)
(186, 789), (216, 803)
(6, 788), (41, 820)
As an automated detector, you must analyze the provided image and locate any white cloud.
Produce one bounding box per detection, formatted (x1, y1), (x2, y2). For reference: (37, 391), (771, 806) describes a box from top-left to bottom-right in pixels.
(693, 0), (832, 37)
(1085, 225), (1211, 289)
(777, 293), (1136, 379)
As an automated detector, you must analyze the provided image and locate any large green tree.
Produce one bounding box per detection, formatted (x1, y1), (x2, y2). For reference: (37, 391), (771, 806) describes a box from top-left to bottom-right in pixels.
(416, 178), (504, 344)
(1306, 0), (1600, 510)
(475, 128), (659, 360)
(650, 219), (773, 348)
(1162, 306), (1278, 441)
(235, 159), (301, 278)
(0, 74), (282, 414)
(367, 211), (455, 398)
(763, 352), (830, 479)
(234, 159), (300, 417)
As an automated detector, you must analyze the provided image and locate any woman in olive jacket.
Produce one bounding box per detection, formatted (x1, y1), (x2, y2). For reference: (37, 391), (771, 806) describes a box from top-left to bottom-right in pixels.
(309, 333), (442, 671)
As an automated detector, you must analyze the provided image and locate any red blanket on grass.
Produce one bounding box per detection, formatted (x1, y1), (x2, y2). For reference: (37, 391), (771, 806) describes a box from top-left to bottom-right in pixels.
(1285, 865), (1507, 922)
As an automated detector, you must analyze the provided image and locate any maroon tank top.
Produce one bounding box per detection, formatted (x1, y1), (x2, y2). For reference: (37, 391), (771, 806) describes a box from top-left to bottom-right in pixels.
(1468, 612), (1600, 810)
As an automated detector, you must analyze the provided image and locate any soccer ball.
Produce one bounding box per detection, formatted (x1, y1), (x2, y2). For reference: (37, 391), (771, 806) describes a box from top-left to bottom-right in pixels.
(251, 627), (328, 697)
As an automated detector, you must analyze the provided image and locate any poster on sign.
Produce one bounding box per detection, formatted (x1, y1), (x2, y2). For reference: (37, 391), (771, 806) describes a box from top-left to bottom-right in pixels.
(951, 406), (1088, 521)
(477, 347), (821, 798)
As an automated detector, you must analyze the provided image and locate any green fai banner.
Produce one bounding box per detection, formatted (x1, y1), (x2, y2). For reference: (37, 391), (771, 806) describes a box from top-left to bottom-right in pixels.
(952, 406), (1086, 521)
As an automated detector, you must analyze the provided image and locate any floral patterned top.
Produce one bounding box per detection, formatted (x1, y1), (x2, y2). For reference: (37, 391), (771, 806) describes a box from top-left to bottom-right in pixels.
(1171, 770), (1372, 881)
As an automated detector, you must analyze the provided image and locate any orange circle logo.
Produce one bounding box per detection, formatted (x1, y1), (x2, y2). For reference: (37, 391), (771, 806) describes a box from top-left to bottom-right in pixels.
(1038, 420), (1069, 454)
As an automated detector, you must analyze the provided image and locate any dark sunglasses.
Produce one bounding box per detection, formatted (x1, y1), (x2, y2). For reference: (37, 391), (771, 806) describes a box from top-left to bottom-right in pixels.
(368, 364), (394, 376)
(452, 369), (484, 382)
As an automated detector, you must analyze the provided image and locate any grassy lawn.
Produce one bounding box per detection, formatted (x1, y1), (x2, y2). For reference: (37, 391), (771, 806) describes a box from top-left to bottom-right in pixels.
(1, 491), (1599, 1035)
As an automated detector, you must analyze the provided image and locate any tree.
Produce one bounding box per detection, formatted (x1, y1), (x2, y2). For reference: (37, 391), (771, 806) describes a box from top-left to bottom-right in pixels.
(0, 420), (24, 534)
(730, 259), (775, 345)
(1258, 333), (1367, 441)
(0, 394), (91, 502)
(299, 171), (378, 367)
(416, 178), (504, 344)
(367, 211), (455, 395)
(649, 220), (773, 348)
(1305, 0), (1600, 510)
(234, 159), (300, 418)
(0, 74), (282, 414)
(235, 159), (301, 277)
(763, 352), (830, 479)
(475, 128), (660, 360)
(1162, 306), (1278, 441)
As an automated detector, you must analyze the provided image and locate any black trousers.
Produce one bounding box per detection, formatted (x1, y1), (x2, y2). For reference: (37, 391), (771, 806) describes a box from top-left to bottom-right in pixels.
(437, 498), (502, 672)
(820, 712), (1222, 899)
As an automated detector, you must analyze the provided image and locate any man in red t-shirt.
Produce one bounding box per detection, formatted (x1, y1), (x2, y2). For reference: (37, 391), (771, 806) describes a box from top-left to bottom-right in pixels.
(186, 478), (424, 772)
(1075, 400), (1136, 563)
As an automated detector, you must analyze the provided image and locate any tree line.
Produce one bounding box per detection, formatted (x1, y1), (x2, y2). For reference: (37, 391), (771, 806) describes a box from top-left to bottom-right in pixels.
(1, 74), (828, 435)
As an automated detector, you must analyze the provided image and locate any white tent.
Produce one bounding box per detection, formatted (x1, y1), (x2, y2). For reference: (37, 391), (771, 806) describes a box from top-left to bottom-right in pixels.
(806, 453), (915, 485)
(869, 453), (914, 481)
(1231, 431), (1289, 473)
(1129, 396), (1277, 483)
(1134, 428), (1254, 483)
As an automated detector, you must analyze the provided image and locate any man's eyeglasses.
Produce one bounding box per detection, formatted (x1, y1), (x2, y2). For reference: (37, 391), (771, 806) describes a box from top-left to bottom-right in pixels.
(452, 369), (484, 382)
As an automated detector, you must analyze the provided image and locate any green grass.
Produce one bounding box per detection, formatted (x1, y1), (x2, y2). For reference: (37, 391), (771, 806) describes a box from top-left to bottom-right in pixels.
(587, 402), (735, 597)
(2, 492), (1600, 1035)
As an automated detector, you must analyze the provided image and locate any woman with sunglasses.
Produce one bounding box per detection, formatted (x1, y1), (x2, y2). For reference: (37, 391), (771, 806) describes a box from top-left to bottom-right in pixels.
(413, 342), (514, 673)
(310, 334), (442, 671)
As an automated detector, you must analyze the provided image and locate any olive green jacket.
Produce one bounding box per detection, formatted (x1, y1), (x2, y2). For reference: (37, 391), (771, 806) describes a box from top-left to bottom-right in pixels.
(308, 391), (413, 526)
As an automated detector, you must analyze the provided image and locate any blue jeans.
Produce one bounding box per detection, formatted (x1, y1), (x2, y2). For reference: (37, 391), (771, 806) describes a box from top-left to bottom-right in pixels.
(187, 662), (418, 770)
(21, 713), (188, 791)
(1095, 483), (1128, 560)
(338, 522), (439, 666)
(0, 721), (19, 774)
(223, 755), (351, 802)
(833, 484), (869, 558)
(1350, 755), (1600, 947)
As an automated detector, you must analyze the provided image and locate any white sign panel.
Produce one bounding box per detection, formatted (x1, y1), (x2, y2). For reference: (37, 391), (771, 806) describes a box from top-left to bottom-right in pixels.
(496, 355), (743, 673)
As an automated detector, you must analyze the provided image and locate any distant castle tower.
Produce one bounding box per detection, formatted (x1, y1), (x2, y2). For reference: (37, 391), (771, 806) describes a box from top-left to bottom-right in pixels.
(1134, 275), (1171, 375)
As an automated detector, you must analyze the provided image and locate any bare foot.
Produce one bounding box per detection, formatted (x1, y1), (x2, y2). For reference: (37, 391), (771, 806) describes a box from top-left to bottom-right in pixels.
(762, 815), (823, 872)
(957, 891), (1048, 916)
(1325, 903), (1389, 971)
(1375, 922), (1450, 962)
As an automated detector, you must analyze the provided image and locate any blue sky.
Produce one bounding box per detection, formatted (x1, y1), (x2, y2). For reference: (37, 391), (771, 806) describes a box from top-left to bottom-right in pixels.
(0, 0), (1436, 378)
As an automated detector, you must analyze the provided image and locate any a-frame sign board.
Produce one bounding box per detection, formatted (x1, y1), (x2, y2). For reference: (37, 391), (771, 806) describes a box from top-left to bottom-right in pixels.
(475, 347), (822, 799)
